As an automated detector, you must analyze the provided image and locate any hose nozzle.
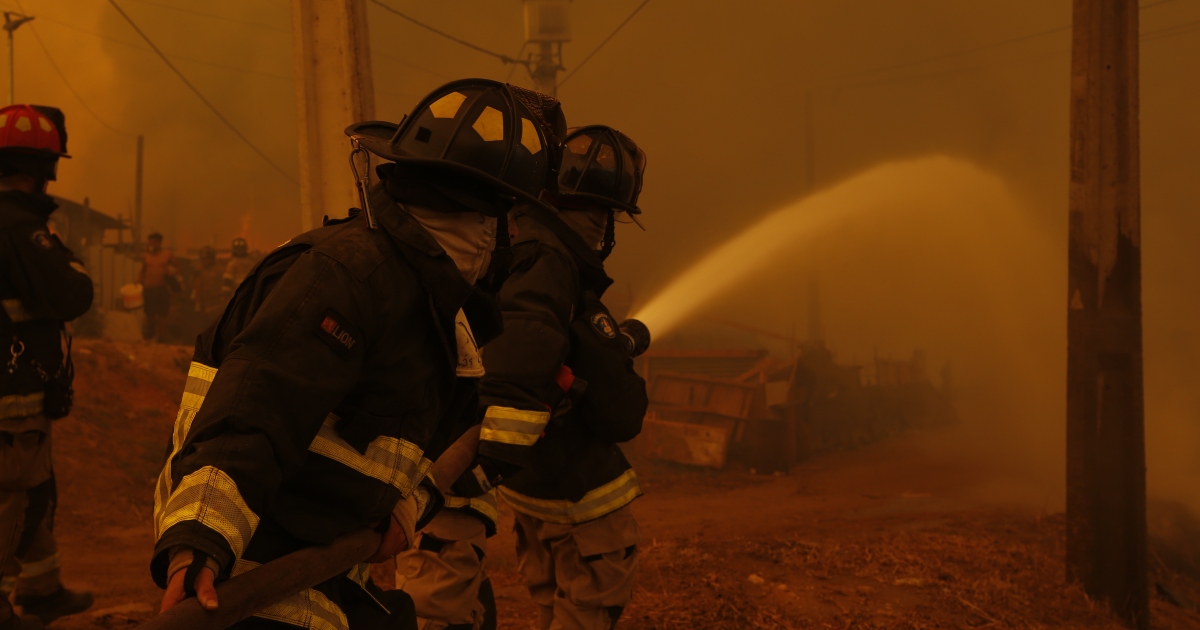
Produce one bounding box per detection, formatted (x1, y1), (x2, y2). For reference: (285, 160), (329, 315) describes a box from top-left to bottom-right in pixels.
(619, 319), (651, 357)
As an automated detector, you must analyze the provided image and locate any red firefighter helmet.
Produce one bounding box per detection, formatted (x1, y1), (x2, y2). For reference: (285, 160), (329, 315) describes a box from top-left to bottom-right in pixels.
(0, 105), (69, 181)
(0, 105), (68, 158)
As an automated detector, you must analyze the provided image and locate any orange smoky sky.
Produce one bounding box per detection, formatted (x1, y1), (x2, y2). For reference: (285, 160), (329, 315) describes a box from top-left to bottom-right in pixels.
(7, 0), (1199, 508)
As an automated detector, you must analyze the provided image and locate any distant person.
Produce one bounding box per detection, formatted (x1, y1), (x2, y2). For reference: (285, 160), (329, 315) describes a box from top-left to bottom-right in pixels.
(189, 246), (224, 321)
(137, 232), (176, 341)
(220, 237), (253, 296)
(0, 104), (95, 630)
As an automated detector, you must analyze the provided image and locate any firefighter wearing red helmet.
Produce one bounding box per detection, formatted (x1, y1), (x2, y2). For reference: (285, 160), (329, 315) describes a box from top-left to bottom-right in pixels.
(0, 105), (95, 630)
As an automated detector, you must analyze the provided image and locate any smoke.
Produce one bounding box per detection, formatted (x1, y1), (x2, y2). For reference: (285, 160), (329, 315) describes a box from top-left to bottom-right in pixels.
(635, 154), (1196, 514)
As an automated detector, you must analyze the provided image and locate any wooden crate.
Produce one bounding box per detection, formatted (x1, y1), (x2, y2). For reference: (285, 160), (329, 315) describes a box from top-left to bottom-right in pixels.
(648, 371), (761, 420)
(637, 414), (733, 469)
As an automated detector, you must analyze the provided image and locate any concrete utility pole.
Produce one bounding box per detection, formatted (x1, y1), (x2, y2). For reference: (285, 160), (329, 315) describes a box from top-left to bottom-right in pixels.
(524, 0), (572, 96)
(1065, 0), (1148, 628)
(291, 0), (375, 232)
(3, 12), (33, 105)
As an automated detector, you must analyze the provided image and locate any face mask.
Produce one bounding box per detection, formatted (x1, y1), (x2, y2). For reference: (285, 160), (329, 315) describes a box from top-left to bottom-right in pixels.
(407, 205), (498, 285)
(558, 208), (609, 251)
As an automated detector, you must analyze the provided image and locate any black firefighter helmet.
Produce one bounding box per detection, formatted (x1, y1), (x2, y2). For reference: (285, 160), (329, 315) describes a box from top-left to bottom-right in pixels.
(344, 78), (566, 215)
(557, 125), (645, 216)
(554, 125), (647, 260)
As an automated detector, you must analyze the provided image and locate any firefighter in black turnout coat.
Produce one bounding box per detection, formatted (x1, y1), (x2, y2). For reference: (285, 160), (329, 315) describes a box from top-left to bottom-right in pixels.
(0, 104), (94, 630)
(476, 126), (651, 630)
(152, 79), (566, 630)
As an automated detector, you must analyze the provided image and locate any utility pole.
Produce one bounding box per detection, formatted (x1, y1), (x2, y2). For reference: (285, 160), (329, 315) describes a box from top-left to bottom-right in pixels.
(134, 134), (144, 246)
(524, 1), (571, 96)
(1065, 0), (1148, 628)
(291, 0), (374, 232)
(3, 12), (33, 105)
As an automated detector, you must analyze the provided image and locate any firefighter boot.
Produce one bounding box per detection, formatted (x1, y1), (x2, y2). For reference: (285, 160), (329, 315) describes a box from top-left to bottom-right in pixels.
(14, 588), (93, 625)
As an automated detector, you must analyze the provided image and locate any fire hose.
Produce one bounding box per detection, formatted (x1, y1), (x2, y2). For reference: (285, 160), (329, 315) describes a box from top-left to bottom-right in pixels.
(135, 425), (482, 630)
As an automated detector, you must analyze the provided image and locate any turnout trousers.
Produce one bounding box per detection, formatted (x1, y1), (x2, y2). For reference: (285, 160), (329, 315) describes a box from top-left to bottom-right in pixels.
(0, 416), (56, 623)
(395, 510), (489, 630)
(512, 505), (640, 630)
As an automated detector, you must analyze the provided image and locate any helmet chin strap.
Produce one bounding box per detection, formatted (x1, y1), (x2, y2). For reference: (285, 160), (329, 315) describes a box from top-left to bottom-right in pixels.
(599, 210), (616, 261)
(478, 205), (513, 294)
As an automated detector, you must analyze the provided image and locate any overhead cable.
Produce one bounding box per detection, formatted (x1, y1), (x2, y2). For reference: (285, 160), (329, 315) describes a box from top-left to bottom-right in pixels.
(105, 0), (298, 185)
(14, 0), (134, 136)
(558, 0), (651, 88)
(122, 0), (290, 34)
(368, 0), (518, 64)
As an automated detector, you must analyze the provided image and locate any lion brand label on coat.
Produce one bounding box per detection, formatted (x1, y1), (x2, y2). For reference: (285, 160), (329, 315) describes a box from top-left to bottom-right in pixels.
(318, 310), (357, 357)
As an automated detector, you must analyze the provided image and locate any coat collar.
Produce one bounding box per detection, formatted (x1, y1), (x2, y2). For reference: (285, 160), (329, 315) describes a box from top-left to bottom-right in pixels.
(516, 204), (613, 297)
(369, 181), (503, 345)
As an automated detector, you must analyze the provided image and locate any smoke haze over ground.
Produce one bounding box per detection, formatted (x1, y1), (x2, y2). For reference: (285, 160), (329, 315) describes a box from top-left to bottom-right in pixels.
(8, 1), (1198, 508)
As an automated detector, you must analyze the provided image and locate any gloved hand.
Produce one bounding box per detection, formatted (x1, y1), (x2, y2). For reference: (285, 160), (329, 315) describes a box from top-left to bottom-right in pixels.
(365, 491), (420, 562)
(160, 547), (219, 612)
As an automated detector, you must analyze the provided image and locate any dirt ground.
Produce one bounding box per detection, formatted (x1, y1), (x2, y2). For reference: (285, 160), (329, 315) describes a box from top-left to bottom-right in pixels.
(29, 339), (1200, 629)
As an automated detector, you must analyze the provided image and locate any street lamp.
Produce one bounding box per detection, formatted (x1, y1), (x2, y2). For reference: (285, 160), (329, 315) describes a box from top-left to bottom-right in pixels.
(3, 12), (34, 105)
(523, 0), (571, 95)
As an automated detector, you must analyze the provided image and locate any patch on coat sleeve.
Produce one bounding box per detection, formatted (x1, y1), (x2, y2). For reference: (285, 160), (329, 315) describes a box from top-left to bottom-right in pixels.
(589, 312), (617, 339)
(316, 309), (360, 358)
(30, 230), (54, 250)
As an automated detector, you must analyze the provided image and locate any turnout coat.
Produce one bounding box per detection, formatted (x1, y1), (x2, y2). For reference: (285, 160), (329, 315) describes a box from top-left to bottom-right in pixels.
(470, 209), (648, 527)
(151, 182), (500, 630)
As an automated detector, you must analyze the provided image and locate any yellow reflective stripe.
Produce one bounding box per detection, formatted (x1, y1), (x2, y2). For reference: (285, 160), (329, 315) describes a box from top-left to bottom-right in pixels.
(347, 563), (371, 590)
(308, 415), (431, 497)
(444, 491), (499, 525)
(2, 298), (32, 322)
(17, 553), (58, 578)
(0, 392), (43, 420)
(480, 406), (550, 446)
(156, 466), (260, 559)
(68, 261), (89, 276)
(498, 469), (642, 525)
(233, 560), (349, 630)
(154, 362), (217, 539)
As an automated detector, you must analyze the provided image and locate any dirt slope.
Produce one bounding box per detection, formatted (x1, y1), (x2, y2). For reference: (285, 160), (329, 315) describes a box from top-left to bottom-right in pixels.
(29, 339), (1200, 629)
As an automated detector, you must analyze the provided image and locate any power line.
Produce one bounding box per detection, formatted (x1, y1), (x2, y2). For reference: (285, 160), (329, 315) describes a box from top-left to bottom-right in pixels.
(122, 0), (290, 33)
(368, 0), (518, 64)
(371, 47), (451, 80)
(36, 14), (292, 81)
(105, 0), (297, 185)
(558, 0), (651, 88)
(14, 0), (134, 136)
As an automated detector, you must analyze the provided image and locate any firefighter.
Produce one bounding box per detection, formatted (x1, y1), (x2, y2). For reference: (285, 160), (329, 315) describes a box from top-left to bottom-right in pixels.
(153, 79), (566, 630)
(0, 105), (95, 630)
(138, 232), (177, 341)
(221, 237), (253, 296)
(463, 126), (651, 630)
(189, 246), (224, 320)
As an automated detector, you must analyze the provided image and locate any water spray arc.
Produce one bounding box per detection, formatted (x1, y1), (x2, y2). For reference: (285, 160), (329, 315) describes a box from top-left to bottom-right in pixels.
(631, 157), (1004, 338)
